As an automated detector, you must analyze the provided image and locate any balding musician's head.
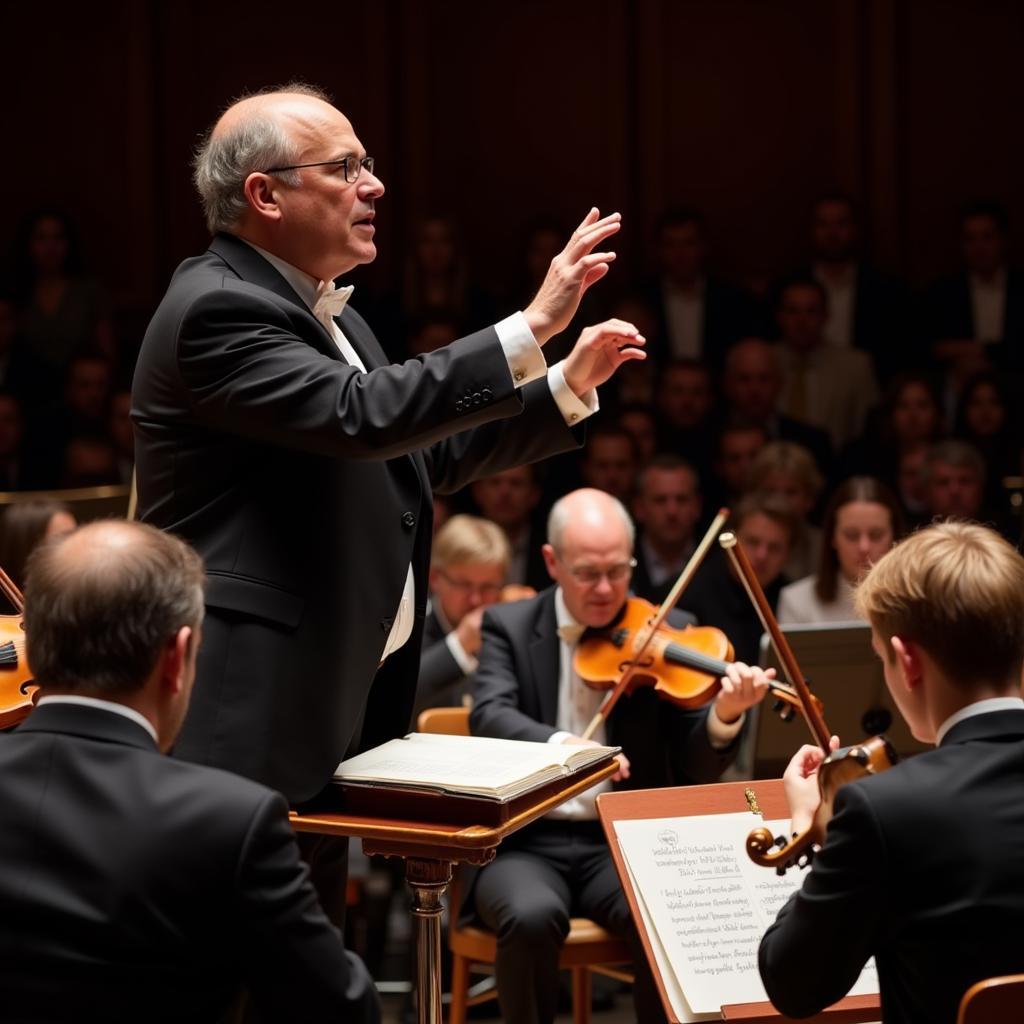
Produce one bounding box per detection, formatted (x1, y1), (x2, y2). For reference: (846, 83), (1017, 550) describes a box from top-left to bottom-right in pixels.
(193, 83), (385, 283)
(24, 521), (206, 750)
(543, 488), (636, 627)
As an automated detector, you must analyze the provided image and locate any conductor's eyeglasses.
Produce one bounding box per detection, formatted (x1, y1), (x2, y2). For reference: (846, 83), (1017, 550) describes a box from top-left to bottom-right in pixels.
(264, 155), (375, 183)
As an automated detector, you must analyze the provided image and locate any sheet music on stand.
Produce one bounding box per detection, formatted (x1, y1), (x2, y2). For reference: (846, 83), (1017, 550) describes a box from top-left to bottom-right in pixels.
(598, 781), (881, 1024)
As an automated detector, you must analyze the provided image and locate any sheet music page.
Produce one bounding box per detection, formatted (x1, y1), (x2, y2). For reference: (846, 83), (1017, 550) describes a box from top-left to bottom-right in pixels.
(614, 812), (878, 1014)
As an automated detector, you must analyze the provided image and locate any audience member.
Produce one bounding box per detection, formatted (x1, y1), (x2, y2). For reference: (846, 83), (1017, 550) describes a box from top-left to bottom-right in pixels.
(746, 441), (823, 581)
(0, 521), (378, 1022)
(0, 499), (76, 591)
(0, 392), (32, 491)
(895, 446), (930, 528)
(470, 465), (549, 591)
(800, 192), (907, 378)
(720, 338), (832, 471)
(653, 359), (716, 471)
(778, 476), (903, 624)
(406, 310), (460, 356)
(636, 207), (761, 369)
(616, 403), (658, 465)
(954, 371), (1022, 518)
(760, 522), (1024, 1023)
(924, 200), (1024, 374)
(10, 209), (114, 373)
(774, 276), (878, 450)
(923, 440), (986, 523)
(468, 488), (769, 1024)
(63, 436), (120, 488)
(607, 297), (660, 406)
(631, 455), (702, 601)
(415, 514), (511, 717)
(682, 492), (798, 664)
(0, 292), (55, 409)
(711, 422), (769, 507)
(579, 424), (640, 504)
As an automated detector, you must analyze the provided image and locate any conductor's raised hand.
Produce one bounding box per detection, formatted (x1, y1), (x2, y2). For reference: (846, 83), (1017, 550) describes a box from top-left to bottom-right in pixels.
(523, 208), (621, 346)
(563, 319), (646, 397)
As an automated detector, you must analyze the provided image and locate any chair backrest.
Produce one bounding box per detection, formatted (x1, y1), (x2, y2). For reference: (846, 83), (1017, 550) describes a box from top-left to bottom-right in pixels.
(416, 706), (471, 736)
(0, 485), (132, 525)
(958, 973), (1024, 1024)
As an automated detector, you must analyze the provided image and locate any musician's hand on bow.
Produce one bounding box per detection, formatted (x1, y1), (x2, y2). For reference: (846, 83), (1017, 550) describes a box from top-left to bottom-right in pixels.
(563, 319), (646, 397)
(783, 737), (841, 834)
(524, 209), (621, 346)
(715, 662), (773, 725)
(562, 734), (631, 781)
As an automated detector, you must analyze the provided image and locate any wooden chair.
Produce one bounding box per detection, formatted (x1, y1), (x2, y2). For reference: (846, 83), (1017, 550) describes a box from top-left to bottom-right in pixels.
(0, 484), (132, 525)
(958, 973), (1024, 1024)
(414, 706), (634, 1024)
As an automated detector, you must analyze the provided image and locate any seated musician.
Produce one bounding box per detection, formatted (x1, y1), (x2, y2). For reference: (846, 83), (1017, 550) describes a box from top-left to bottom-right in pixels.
(0, 521), (379, 1024)
(759, 521), (1024, 1024)
(468, 487), (772, 1024)
(414, 513), (511, 719)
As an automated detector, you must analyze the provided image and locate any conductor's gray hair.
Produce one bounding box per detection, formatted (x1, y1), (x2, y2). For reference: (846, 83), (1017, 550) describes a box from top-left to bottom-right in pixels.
(546, 492), (636, 554)
(193, 82), (330, 234)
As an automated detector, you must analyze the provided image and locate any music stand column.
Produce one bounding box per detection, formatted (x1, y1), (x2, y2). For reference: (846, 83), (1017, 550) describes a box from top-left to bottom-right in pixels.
(406, 858), (453, 1024)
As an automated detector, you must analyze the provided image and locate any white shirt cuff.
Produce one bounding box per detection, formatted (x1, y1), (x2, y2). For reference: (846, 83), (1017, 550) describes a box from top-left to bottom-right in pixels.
(547, 361), (598, 427)
(707, 703), (745, 749)
(548, 730), (573, 745)
(496, 312), (546, 388)
(444, 631), (478, 677)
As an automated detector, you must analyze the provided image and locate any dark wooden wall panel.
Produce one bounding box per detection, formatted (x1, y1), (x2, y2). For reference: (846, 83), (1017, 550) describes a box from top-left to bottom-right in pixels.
(2, 0), (1022, 314)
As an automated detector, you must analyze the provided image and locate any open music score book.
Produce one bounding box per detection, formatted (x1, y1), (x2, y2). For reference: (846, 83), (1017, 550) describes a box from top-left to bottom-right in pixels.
(610, 811), (878, 1022)
(332, 734), (620, 825)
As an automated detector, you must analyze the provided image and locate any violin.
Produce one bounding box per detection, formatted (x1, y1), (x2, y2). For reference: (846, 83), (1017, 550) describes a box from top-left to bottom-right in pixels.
(0, 565), (37, 730)
(717, 531), (898, 873)
(574, 596), (823, 719)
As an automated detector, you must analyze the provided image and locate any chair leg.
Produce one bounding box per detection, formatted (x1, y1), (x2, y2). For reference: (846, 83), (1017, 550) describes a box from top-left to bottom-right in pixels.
(449, 953), (471, 1024)
(571, 966), (592, 1024)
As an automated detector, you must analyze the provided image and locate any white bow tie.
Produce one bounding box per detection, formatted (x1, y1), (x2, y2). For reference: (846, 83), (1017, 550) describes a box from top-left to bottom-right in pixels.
(557, 622), (587, 646)
(313, 281), (354, 330)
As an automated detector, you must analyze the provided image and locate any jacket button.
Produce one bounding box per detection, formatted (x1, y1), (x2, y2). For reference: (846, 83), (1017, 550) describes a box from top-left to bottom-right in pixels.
(472, 392), (482, 405)
(454, 399), (463, 412)
(481, 387), (492, 400)
(402, 511), (416, 529)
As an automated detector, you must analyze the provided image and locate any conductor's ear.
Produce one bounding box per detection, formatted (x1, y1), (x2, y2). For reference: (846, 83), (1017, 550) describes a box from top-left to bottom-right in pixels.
(243, 173), (282, 223)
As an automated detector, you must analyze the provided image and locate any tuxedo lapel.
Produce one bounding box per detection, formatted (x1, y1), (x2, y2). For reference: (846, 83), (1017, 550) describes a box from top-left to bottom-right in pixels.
(528, 591), (562, 727)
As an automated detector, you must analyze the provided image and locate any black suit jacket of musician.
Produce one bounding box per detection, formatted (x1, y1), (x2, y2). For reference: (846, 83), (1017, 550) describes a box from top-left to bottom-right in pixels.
(759, 708), (1024, 1024)
(0, 703), (378, 1024)
(470, 586), (737, 794)
(132, 233), (581, 802)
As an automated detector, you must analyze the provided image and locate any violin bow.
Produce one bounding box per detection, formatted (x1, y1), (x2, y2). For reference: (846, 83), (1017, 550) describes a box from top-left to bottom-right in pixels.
(580, 507), (730, 741)
(718, 532), (831, 752)
(0, 565), (24, 614)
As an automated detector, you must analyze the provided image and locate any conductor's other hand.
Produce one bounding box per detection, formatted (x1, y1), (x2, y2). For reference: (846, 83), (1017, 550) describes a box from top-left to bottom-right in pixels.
(524, 209), (621, 346)
(563, 319), (646, 397)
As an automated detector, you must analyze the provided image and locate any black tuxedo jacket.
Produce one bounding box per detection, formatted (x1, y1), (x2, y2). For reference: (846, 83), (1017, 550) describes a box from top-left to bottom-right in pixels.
(0, 703), (378, 1024)
(923, 268), (1024, 370)
(470, 587), (735, 792)
(759, 708), (1024, 1024)
(132, 234), (580, 801)
(638, 276), (763, 372)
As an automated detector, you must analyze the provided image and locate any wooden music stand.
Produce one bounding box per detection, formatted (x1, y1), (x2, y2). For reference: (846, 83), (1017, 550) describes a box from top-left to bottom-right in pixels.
(291, 755), (619, 1024)
(597, 779), (881, 1024)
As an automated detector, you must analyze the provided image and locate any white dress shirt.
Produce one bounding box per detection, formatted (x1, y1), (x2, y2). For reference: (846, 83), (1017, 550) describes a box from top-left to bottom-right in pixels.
(935, 695), (1024, 746)
(36, 694), (159, 744)
(243, 241), (597, 662)
(663, 277), (706, 360)
(970, 268), (1007, 343)
(814, 263), (855, 349)
(544, 589), (744, 820)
